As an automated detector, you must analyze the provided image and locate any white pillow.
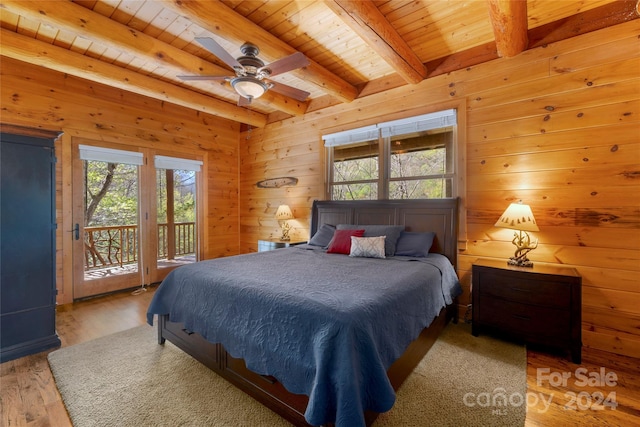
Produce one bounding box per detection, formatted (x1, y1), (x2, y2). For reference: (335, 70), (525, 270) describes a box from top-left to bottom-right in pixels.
(349, 236), (386, 259)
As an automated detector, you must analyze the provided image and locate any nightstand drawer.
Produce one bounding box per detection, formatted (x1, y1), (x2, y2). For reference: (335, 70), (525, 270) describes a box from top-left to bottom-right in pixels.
(476, 269), (570, 308)
(479, 295), (570, 340)
(472, 259), (582, 363)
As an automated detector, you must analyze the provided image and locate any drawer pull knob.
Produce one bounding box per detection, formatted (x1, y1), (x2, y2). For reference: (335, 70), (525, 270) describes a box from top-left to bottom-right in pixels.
(181, 328), (195, 336)
(513, 314), (530, 321)
(511, 287), (531, 293)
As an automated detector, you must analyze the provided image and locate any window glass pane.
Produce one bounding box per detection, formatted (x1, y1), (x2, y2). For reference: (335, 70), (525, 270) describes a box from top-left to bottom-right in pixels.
(390, 128), (452, 178)
(332, 183), (378, 200)
(333, 140), (378, 183)
(156, 168), (197, 267)
(389, 178), (453, 199)
(83, 161), (139, 278)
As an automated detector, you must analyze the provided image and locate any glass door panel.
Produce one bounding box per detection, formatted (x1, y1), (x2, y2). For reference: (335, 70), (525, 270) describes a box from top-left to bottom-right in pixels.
(152, 167), (198, 283)
(72, 144), (143, 299)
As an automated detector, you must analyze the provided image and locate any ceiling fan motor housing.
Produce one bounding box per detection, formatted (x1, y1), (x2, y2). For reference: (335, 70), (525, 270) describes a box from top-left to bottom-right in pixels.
(237, 43), (267, 77)
(240, 43), (260, 57)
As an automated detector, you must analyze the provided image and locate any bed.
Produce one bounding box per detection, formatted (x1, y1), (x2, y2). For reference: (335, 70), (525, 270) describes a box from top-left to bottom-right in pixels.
(147, 198), (461, 427)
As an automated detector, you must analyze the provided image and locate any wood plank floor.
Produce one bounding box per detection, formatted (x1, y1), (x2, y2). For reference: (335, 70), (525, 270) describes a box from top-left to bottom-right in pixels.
(1, 286), (639, 426)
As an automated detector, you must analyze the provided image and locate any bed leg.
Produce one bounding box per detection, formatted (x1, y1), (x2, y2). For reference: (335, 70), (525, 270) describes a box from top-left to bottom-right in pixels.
(449, 299), (459, 324)
(157, 315), (166, 345)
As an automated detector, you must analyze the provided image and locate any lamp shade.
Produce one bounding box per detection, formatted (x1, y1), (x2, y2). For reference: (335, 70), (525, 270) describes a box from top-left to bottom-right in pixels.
(494, 201), (539, 232)
(231, 77), (268, 99)
(275, 204), (294, 220)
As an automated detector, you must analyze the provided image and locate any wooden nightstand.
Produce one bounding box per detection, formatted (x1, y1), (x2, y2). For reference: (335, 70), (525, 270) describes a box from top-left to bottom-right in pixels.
(258, 238), (307, 252)
(471, 258), (582, 363)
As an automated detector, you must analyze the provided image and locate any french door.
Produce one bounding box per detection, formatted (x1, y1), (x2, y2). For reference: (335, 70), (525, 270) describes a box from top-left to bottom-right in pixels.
(71, 140), (201, 299)
(148, 155), (202, 284)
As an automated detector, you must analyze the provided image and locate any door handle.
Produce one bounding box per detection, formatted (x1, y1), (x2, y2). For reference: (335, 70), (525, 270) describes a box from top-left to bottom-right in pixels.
(73, 223), (80, 240)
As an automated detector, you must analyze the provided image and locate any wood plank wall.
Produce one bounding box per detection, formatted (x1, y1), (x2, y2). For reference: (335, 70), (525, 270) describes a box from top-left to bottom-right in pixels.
(0, 20), (637, 358)
(0, 57), (241, 305)
(239, 21), (640, 358)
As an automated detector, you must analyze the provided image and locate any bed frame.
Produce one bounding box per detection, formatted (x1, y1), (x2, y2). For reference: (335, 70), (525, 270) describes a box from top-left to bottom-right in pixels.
(157, 198), (459, 426)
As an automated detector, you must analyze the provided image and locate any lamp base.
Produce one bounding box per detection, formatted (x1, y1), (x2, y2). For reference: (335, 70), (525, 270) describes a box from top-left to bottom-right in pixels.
(508, 230), (538, 268)
(279, 220), (291, 241)
(507, 257), (534, 268)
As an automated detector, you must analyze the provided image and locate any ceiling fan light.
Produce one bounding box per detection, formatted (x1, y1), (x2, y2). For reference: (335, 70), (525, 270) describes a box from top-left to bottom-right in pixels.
(231, 77), (268, 100)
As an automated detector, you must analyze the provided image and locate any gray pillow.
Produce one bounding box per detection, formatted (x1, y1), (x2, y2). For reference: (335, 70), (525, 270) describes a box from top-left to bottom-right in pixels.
(308, 224), (336, 247)
(336, 224), (404, 256)
(395, 231), (436, 257)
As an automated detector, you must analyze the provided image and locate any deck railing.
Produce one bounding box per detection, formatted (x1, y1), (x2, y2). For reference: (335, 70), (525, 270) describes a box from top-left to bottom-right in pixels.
(157, 222), (196, 259)
(84, 222), (195, 270)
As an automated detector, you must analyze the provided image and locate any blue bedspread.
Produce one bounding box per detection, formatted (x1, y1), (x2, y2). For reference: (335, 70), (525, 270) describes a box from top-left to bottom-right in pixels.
(147, 245), (461, 426)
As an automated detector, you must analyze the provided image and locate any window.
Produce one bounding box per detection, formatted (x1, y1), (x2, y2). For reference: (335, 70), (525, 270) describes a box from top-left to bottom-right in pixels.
(324, 109), (457, 200)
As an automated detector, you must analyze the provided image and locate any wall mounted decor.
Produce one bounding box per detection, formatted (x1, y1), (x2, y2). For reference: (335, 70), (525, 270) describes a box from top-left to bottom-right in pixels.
(256, 177), (298, 188)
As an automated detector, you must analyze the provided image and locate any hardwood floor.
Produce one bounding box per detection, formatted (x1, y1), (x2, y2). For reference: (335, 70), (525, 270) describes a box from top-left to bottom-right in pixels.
(0, 287), (155, 427)
(1, 287), (638, 426)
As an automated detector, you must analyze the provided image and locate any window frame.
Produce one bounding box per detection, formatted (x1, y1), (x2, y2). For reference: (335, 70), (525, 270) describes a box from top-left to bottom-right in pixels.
(324, 108), (458, 201)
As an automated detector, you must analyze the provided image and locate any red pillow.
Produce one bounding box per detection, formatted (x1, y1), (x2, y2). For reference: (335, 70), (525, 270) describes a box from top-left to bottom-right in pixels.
(326, 229), (365, 254)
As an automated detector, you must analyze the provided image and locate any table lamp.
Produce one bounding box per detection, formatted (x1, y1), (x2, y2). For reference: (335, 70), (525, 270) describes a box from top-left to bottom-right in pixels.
(495, 200), (539, 267)
(275, 204), (294, 241)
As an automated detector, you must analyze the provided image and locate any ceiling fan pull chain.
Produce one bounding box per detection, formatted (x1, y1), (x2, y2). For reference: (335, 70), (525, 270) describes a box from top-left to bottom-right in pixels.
(246, 105), (253, 140)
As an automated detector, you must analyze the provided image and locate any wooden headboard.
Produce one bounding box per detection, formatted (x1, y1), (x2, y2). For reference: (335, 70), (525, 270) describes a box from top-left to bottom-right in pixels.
(310, 198), (459, 268)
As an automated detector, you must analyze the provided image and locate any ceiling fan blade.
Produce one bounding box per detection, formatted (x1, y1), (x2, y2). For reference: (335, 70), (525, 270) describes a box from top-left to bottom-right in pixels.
(268, 81), (310, 102)
(195, 36), (242, 70)
(177, 75), (229, 81)
(261, 52), (309, 77)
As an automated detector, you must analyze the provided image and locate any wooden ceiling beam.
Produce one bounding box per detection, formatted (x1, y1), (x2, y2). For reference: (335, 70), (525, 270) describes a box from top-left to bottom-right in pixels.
(351, 1), (639, 100)
(326, 0), (427, 84)
(0, 29), (267, 128)
(486, 0), (528, 58)
(159, 0), (359, 103)
(0, 0), (307, 117)
(528, 0), (640, 49)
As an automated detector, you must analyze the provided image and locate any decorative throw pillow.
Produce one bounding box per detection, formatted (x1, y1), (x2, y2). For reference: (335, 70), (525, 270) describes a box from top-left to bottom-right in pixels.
(349, 236), (386, 259)
(395, 231), (436, 257)
(308, 224), (336, 247)
(326, 229), (365, 254)
(336, 224), (404, 256)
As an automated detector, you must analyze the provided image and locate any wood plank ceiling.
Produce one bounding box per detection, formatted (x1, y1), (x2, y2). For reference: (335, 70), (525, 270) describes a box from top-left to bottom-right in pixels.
(0, 0), (637, 127)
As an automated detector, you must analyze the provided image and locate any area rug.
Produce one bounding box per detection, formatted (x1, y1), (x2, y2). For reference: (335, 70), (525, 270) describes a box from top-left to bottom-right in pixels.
(48, 322), (526, 427)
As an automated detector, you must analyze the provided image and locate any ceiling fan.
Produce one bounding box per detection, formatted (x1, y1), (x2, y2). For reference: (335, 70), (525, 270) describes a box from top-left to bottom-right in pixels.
(178, 37), (311, 106)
